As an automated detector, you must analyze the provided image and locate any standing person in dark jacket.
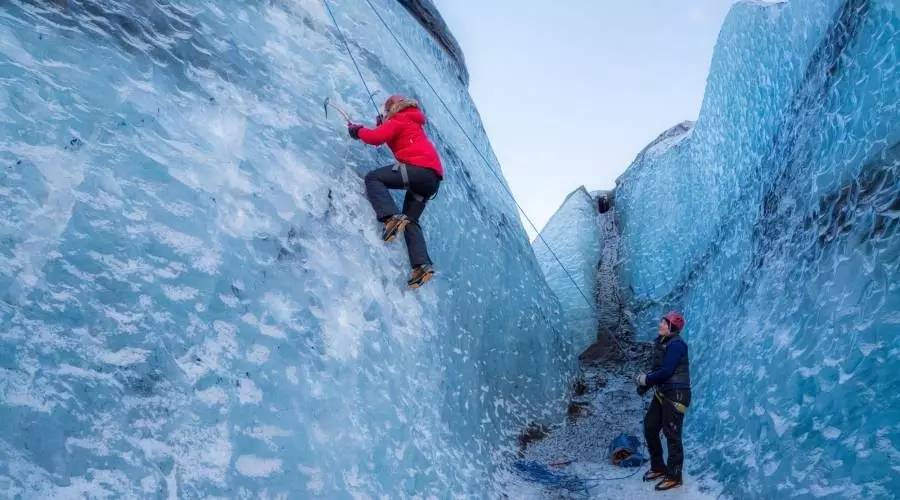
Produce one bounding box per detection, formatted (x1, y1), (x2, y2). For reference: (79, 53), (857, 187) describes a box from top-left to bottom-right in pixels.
(347, 94), (443, 288)
(634, 311), (691, 491)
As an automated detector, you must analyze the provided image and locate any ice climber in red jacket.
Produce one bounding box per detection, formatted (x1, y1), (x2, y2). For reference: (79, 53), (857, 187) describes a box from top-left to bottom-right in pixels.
(348, 94), (443, 288)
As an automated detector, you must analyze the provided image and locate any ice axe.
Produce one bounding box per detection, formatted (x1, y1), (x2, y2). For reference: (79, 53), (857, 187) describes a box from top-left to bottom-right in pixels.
(323, 97), (352, 123)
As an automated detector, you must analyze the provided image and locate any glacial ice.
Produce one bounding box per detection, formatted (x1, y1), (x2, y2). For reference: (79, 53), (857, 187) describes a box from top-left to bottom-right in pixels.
(614, 0), (899, 497)
(0, 0), (575, 496)
(0, 0), (897, 497)
(533, 187), (602, 351)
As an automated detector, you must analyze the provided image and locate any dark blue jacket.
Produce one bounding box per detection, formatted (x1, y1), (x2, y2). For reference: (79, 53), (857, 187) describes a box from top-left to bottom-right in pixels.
(646, 334), (691, 389)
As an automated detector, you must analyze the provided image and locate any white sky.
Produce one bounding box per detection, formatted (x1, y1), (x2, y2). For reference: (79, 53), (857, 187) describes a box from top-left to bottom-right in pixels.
(432, 0), (741, 237)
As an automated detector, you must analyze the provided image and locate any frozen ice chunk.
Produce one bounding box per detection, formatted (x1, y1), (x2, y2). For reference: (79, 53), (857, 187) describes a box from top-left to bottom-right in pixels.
(533, 187), (602, 351)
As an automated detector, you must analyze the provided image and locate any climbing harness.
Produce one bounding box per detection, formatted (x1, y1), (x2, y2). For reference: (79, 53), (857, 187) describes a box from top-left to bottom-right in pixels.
(392, 162), (421, 201)
(391, 162), (438, 202)
(321, 0), (593, 310)
(654, 390), (688, 414)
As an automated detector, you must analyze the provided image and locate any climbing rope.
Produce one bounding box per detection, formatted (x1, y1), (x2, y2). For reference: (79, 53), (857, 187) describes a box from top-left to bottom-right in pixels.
(321, 0), (381, 116)
(583, 464), (644, 483)
(322, 0), (594, 311)
(514, 460), (645, 494)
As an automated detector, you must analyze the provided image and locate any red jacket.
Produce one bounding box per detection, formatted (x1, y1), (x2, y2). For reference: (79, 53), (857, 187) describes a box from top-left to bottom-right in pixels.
(358, 107), (444, 177)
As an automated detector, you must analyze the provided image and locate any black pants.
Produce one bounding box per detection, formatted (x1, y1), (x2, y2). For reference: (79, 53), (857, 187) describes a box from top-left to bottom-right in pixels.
(364, 164), (441, 268)
(644, 388), (691, 481)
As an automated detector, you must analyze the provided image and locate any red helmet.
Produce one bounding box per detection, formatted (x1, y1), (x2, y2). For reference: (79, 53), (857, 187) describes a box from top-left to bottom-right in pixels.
(663, 311), (685, 332)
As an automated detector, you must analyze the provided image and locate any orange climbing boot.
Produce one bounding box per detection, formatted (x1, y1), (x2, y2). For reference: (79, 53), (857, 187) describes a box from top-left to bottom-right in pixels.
(643, 469), (666, 482)
(407, 264), (434, 288)
(382, 215), (409, 242)
(654, 477), (683, 491)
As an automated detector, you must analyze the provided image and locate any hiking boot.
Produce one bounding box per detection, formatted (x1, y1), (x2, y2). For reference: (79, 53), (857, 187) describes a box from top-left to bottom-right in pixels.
(381, 215), (409, 242)
(407, 264), (434, 288)
(654, 477), (682, 491)
(643, 469), (666, 482)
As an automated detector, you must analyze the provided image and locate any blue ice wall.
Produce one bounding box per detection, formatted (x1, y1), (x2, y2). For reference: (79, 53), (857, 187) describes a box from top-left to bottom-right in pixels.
(0, 1), (573, 496)
(615, 0), (899, 497)
(533, 187), (602, 351)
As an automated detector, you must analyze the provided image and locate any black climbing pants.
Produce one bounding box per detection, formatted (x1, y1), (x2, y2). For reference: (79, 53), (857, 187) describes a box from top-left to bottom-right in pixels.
(644, 388), (691, 481)
(364, 164), (441, 268)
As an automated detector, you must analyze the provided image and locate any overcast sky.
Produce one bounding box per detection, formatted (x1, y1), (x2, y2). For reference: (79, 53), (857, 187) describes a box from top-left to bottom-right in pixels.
(432, 0), (740, 237)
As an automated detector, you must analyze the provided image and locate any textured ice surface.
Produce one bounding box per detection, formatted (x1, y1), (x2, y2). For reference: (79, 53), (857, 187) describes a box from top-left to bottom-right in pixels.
(615, 0), (899, 497)
(533, 187), (602, 351)
(0, 0), (574, 496)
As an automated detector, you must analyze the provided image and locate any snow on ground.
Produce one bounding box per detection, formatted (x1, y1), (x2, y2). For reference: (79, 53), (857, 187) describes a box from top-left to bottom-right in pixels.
(501, 352), (722, 499)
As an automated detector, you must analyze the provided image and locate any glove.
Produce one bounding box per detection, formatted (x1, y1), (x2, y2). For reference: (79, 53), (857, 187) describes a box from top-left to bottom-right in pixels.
(347, 123), (362, 139)
(633, 373), (647, 387)
(376, 114), (384, 126)
(637, 385), (650, 396)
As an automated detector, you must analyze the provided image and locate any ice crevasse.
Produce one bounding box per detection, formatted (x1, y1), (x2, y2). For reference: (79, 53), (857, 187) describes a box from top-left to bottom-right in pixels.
(534, 0), (898, 498)
(0, 0), (578, 497)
